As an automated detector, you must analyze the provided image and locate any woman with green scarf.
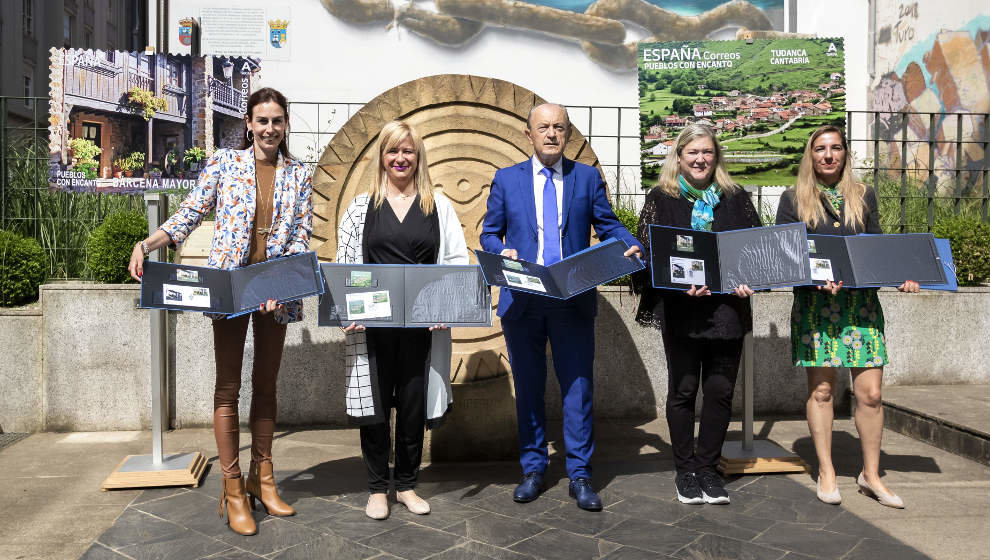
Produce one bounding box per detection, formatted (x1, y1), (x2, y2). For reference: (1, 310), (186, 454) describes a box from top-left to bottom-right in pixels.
(633, 123), (761, 505)
(776, 125), (918, 508)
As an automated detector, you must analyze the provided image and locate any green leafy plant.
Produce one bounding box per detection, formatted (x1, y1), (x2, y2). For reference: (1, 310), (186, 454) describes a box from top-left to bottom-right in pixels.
(116, 151), (145, 172)
(68, 137), (102, 164)
(76, 161), (99, 179)
(932, 215), (990, 286)
(605, 201), (642, 286)
(86, 210), (148, 283)
(127, 87), (168, 120)
(0, 230), (48, 306)
(183, 146), (205, 166)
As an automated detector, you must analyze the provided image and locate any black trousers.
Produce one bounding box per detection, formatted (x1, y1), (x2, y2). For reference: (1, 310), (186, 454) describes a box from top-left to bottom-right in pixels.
(361, 328), (430, 493)
(663, 333), (743, 474)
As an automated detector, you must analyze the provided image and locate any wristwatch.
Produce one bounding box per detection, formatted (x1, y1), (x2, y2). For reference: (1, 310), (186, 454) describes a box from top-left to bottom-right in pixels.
(140, 240), (150, 257)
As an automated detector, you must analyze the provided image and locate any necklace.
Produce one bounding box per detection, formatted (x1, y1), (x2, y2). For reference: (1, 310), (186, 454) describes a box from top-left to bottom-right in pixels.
(390, 188), (415, 201)
(255, 161), (276, 237)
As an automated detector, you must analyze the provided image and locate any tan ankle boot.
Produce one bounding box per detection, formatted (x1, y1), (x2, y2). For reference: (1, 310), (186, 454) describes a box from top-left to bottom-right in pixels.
(245, 461), (295, 516)
(219, 476), (257, 535)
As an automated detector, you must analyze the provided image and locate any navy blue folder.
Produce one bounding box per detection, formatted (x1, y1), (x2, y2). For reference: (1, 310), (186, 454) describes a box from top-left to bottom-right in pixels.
(923, 238), (957, 291)
(474, 238), (645, 299)
(805, 233), (946, 288)
(317, 263), (492, 328)
(649, 222), (810, 293)
(139, 252), (324, 316)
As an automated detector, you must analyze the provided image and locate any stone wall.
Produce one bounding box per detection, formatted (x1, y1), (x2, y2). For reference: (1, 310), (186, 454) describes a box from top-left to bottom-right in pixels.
(2, 284), (988, 435)
(189, 56), (213, 154)
(0, 307), (42, 433)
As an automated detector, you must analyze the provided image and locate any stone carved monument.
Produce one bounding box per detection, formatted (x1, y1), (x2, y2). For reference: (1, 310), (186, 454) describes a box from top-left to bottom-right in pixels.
(312, 74), (603, 383)
(312, 75), (605, 459)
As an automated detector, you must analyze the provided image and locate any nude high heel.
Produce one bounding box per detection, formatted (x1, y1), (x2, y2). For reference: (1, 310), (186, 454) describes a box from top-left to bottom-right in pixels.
(816, 477), (842, 505)
(857, 472), (904, 509)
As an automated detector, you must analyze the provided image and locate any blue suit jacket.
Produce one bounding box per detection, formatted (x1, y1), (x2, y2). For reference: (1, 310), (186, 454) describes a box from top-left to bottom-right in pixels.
(480, 157), (637, 320)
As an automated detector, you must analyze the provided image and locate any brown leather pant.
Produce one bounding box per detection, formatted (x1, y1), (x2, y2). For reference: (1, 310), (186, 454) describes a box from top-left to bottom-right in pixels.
(212, 311), (287, 479)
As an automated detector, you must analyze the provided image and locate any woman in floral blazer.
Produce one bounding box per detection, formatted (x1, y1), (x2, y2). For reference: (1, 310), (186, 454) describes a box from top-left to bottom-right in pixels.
(128, 88), (312, 537)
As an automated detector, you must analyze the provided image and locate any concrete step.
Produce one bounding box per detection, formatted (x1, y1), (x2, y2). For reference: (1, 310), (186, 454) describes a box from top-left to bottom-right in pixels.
(869, 385), (990, 466)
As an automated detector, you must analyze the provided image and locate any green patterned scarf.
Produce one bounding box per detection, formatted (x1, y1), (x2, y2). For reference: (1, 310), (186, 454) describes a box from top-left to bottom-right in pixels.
(819, 181), (843, 212)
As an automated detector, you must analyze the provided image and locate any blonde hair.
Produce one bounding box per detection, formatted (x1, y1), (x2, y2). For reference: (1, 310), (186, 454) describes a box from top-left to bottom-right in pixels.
(657, 123), (740, 197)
(793, 125), (865, 229)
(368, 120), (436, 216)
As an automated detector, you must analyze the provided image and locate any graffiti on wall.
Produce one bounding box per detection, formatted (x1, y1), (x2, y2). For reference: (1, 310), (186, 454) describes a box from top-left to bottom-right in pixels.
(319, 0), (784, 70)
(870, 14), (989, 194)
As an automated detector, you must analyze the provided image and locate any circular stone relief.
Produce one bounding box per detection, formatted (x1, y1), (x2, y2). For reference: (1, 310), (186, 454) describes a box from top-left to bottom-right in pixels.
(311, 74), (602, 383)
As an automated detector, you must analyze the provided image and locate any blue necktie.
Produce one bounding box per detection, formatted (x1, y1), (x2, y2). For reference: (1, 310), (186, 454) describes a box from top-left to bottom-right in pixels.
(541, 167), (561, 265)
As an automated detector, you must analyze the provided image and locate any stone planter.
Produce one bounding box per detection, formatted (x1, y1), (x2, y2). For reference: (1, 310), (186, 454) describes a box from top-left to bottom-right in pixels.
(1, 284), (988, 436)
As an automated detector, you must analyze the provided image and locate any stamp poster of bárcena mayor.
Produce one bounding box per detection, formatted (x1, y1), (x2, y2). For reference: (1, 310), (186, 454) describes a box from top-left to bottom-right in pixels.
(47, 48), (261, 193)
(639, 39), (846, 188)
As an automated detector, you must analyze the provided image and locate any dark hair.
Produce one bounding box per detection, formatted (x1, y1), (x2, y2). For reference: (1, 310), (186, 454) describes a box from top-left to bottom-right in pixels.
(241, 87), (292, 159)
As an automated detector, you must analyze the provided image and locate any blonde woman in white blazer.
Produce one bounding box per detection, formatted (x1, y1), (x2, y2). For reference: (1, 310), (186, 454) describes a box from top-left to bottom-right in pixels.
(336, 120), (468, 520)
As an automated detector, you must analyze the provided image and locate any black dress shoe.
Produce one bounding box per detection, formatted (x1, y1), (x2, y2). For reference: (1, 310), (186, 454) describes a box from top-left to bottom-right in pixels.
(513, 472), (543, 503)
(568, 478), (602, 511)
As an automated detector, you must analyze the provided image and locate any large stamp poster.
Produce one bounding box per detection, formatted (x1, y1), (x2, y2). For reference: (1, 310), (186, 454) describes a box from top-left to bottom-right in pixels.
(639, 39), (846, 188)
(47, 49), (261, 193)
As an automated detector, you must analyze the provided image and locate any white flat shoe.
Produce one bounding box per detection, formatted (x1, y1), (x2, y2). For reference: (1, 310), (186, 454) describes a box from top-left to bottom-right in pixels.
(365, 493), (390, 520)
(857, 473), (904, 509)
(816, 477), (841, 505)
(396, 490), (431, 515)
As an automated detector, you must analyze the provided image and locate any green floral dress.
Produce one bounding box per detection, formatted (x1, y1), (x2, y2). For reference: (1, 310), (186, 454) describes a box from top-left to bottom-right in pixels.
(791, 288), (888, 367)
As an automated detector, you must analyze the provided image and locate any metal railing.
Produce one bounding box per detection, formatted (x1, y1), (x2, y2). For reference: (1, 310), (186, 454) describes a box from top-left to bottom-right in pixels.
(209, 78), (243, 113)
(4, 96), (988, 279)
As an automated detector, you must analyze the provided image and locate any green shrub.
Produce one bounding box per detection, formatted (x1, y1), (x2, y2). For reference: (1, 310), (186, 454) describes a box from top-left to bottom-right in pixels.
(0, 230), (48, 306)
(932, 216), (990, 286)
(605, 202), (641, 286)
(86, 211), (148, 283)
(613, 203), (639, 235)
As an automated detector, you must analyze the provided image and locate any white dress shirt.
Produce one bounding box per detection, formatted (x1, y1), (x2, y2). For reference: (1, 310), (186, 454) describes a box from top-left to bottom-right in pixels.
(531, 155), (564, 265)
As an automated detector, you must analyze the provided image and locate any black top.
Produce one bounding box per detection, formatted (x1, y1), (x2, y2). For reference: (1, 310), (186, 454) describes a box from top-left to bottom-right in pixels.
(775, 184), (881, 236)
(363, 195), (440, 265)
(632, 187), (762, 340)
(775, 184), (881, 295)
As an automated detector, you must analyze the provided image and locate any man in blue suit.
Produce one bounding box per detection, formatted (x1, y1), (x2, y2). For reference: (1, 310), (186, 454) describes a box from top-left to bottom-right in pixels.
(481, 103), (642, 510)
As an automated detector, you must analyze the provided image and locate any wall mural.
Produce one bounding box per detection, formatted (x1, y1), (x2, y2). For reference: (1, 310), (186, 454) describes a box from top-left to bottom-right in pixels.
(870, 14), (989, 195)
(319, 0), (784, 70)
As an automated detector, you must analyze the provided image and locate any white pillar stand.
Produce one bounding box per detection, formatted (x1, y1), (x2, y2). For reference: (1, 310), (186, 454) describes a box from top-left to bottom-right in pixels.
(102, 193), (206, 490)
(719, 332), (808, 475)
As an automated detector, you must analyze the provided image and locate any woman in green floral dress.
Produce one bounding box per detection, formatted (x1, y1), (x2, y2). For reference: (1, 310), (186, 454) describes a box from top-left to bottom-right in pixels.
(776, 125), (919, 509)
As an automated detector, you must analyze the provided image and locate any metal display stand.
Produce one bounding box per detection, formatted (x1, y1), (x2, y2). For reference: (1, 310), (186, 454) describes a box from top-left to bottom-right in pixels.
(719, 332), (809, 475)
(102, 193), (206, 490)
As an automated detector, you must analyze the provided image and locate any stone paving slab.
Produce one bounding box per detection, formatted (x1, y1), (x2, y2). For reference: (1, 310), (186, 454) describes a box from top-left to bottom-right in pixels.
(78, 461), (951, 560)
(3, 418), (990, 559)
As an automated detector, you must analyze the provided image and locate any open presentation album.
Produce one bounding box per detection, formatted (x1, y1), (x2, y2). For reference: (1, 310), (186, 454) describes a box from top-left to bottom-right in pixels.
(140, 252), (324, 315)
(317, 264), (492, 328)
(648, 223), (811, 293)
(806, 233), (950, 289)
(474, 238), (646, 299)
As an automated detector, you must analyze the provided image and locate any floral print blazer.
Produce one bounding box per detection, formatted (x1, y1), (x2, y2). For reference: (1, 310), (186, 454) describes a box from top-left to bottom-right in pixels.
(160, 146), (313, 323)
